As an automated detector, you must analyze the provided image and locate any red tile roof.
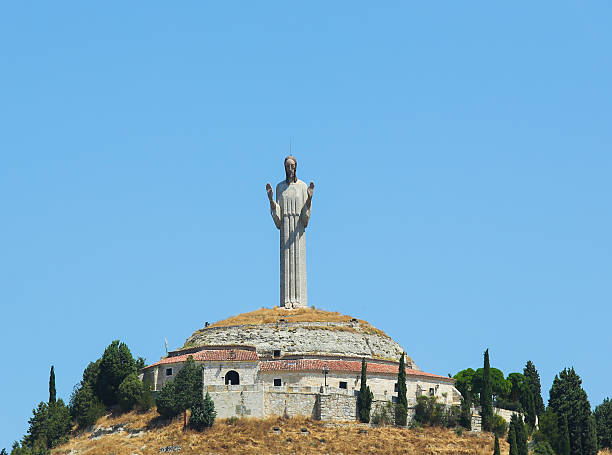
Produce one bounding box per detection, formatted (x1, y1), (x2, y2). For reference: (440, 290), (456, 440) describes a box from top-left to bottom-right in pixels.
(259, 359), (454, 382)
(146, 349), (259, 368)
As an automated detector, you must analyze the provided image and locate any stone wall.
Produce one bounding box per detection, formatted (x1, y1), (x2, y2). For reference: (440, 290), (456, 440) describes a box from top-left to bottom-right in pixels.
(264, 388), (319, 418)
(206, 385), (265, 419)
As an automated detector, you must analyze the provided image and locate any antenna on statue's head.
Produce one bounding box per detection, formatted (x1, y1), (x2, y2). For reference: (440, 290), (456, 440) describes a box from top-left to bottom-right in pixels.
(164, 337), (168, 356)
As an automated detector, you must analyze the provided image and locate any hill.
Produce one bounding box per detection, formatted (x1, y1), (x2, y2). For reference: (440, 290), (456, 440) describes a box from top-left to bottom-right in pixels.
(51, 408), (507, 455)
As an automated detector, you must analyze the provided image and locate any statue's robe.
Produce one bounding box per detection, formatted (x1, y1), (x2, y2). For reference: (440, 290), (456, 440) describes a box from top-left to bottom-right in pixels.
(270, 179), (311, 308)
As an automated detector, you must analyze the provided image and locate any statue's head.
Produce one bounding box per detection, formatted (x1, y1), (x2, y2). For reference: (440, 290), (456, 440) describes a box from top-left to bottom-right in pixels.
(284, 155), (297, 183)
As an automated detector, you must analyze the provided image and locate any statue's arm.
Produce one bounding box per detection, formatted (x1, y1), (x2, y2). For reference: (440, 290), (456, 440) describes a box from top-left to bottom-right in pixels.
(267, 182), (281, 230)
(300, 181), (314, 228)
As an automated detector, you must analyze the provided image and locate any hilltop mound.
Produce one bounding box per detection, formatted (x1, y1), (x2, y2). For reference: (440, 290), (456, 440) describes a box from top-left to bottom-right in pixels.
(52, 408), (505, 455)
(181, 307), (415, 365)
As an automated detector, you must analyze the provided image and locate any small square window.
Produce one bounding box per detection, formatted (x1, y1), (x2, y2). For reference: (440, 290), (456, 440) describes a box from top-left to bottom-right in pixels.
(274, 378), (282, 387)
(339, 381), (347, 389)
(166, 368), (173, 376)
(273, 350), (281, 358)
(429, 388), (435, 396)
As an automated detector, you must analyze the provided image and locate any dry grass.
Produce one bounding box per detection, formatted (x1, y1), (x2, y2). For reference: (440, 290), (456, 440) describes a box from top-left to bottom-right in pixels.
(52, 408), (509, 455)
(209, 307), (361, 326)
(201, 307), (389, 337)
(600, 450), (612, 455)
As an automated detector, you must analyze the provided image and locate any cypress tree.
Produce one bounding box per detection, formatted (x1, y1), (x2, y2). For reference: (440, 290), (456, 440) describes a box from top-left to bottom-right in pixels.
(49, 365), (56, 404)
(357, 358), (373, 423)
(508, 423), (518, 455)
(549, 368), (592, 455)
(493, 434), (500, 455)
(524, 360), (545, 417)
(395, 352), (408, 426)
(559, 414), (571, 455)
(516, 414), (528, 455)
(583, 414), (598, 455)
(481, 349), (493, 431)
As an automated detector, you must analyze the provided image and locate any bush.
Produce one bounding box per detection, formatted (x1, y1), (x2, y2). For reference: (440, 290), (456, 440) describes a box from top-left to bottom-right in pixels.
(70, 382), (105, 428)
(188, 393), (216, 431)
(491, 414), (508, 438)
(118, 374), (143, 412)
(156, 380), (181, 419)
(371, 402), (394, 426)
(532, 441), (555, 455)
(395, 403), (407, 427)
(137, 381), (155, 412)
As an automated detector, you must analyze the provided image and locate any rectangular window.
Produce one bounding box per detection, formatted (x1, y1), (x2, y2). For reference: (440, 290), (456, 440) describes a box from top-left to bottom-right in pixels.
(394, 383), (399, 392)
(273, 350), (281, 358)
(339, 381), (347, 389)
(274, 378), (282, 387)
(166, 368), (173, 376)
(429, 388), (434, 396)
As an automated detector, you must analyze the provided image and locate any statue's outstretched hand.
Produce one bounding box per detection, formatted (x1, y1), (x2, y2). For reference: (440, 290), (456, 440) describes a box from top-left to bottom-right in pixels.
(307, 181), (315, 199)
(266, 182), (274, 201)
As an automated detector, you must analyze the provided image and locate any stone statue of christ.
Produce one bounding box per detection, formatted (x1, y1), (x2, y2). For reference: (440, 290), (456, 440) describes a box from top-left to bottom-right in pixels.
(266, 156), (315, 309)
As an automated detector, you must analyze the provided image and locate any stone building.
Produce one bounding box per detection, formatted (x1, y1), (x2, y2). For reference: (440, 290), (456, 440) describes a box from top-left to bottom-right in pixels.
(142, 307), (461, 421)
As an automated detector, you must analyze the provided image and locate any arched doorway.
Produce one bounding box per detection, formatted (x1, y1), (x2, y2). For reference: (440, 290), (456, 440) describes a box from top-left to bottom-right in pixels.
(225, 370), (240, 385)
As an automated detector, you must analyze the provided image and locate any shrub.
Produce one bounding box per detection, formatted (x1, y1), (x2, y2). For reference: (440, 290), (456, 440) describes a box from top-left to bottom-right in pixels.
(70, 382), (105, 428)
(156, 380), (181, 419)
(118, 374), (143, 412)
(395, 403), (407, 427)
(188, 393), (216, 431)
(371, 401), (394, 426)
(491, 414), (508, 438)
(532, 441), (556, 455)
(137, 381), (155, 412)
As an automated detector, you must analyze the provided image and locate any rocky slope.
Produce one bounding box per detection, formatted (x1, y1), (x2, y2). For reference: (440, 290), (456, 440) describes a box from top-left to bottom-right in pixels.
(182, 307), (415, 366)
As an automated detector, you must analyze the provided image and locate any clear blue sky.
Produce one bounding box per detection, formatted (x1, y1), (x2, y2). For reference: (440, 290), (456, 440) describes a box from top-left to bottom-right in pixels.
(1, 2), (611, 450)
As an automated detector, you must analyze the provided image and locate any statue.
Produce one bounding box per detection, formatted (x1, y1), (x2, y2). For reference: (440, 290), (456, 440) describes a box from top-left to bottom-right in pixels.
(266, 156), (315, 308)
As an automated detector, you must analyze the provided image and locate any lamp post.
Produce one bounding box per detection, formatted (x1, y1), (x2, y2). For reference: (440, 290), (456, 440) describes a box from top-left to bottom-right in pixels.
(323, 364), (329, 388)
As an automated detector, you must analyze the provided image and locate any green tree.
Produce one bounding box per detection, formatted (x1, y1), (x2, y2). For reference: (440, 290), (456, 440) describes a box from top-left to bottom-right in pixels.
(22, 400), (71, 451)
(69, 358), (106, 428)
(453, 368), (477, 405)
(96, 340), (137, 406)
(48, 367), (56, 404)
(357, 358), (373, 423)
(508, 423), (518, 455)
(532, 441), (556, 455)
(459, 389), (472, 430)
(594, 397), (612, 449)
(473, 368), (511, 401)
(394, 353), (408, 426)
(516, 414), (528, 455)
(583, 415), (598, 455)
(135, 357), (146, 371)
(117, 374), (144, 412)
(189, 392), (216, 430)
(493, 434), (500, 455)
(548, 368), (592, 455)
(155, 379), (180, 418)
(156, 356), (203, 419)
(559, 414), (571, 455)
(480, 349), (493, 431)
(524, 361), (545, 417)
(137, 380), (155, 412)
